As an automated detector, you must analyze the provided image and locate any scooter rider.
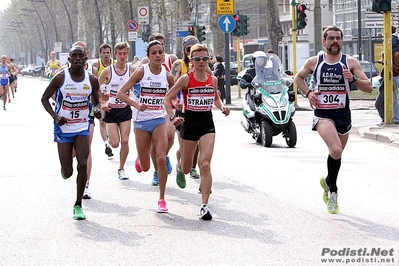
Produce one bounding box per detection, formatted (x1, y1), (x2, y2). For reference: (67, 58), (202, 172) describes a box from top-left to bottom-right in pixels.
(239, 51), (268, 129)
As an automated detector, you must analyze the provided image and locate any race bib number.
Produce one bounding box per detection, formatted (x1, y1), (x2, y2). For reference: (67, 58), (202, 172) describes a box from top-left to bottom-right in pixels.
(316, 84), (346, 109)
(139, 87), (167, 110)
(186, 86), (214, 111)
(108, 89), (128, 108)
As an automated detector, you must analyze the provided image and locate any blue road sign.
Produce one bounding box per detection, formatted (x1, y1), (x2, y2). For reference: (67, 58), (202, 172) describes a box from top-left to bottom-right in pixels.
(177, 31), (189, 37)
(218, 15), (235, 33)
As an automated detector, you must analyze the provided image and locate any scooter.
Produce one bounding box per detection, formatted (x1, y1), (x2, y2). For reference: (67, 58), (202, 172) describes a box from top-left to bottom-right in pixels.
(240, 52), (297, 147)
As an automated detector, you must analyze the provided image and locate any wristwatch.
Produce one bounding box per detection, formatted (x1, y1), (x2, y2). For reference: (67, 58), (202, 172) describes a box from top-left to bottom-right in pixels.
(352, 75), (358, 83)
(169, 114), (175, 121)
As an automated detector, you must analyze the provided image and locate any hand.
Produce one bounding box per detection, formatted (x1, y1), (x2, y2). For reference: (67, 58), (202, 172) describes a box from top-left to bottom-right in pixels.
(101, 102), (111, 112)
(307, 90), (320, 109)
(221, 106), (230, 116)
(94, 110), (102, 119)
(136, 103), (148, 112)
(172, 117), (184, 126)
(54, 115), (67, 126)
(342, 65), (353, 82)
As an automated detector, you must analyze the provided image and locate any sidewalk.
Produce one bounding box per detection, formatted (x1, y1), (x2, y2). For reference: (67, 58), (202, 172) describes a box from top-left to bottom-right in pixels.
(226, 85), (399, 146)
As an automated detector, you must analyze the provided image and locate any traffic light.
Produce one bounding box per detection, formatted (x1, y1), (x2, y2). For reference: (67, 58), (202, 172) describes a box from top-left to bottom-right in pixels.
(232, 14), (241, 37)
(296, 4), (307, 30)
(142, 25), (151, 43)
(241, 15), (250, 36)
(188, 26), (196, 36)
(371, 0), (391, 13)
(196, 25), (206, 42)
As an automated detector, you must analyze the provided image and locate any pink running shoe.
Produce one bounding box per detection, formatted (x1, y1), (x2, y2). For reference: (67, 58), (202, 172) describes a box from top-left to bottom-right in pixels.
(157, 200), (168, 213)
(135, 156), (142, 173)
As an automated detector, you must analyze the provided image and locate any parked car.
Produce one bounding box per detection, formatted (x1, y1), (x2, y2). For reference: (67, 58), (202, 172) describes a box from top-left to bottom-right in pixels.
(230, 62), (238, 85)
(20, 65), (47, 78)
(351, 60), (379, 90)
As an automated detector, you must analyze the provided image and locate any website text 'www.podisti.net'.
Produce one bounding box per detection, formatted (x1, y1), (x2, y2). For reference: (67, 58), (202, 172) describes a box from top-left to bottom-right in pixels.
(320, 247), (395, 265)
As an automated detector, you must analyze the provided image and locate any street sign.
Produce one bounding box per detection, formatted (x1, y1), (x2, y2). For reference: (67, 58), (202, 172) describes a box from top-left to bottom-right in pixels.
(177, 21), (194, 26)
(365, 21), (384, 28)
(54, 42), (62, 53)
(176, 26), (189, 31)
(177, 31), (189, 37)
(216, 0), (234, 15)
(128, 32), (138, 41)
(126, 20), (139, 32)
(218, 15), (235, 33)
(138, 6), (149, 25)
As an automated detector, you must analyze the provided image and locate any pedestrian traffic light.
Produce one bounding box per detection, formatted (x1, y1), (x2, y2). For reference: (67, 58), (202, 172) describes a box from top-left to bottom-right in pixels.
(232, 14), (241, 37)
(241, 15), (250, 36)
(196, 25), (206, 42)
(188, 26), (196, 36)
(371, 0), (391, 13)
(296, 4), (307, 30)
(142, 25), (151, 43)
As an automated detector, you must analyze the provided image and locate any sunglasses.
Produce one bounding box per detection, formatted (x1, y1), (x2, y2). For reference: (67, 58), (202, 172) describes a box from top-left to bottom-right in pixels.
(192, 56), (209, 62)
(326, 36), (342, 41)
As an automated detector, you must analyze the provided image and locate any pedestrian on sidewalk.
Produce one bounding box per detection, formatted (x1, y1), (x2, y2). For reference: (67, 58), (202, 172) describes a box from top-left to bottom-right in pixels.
(294, 25), (373, 215)
(41, 45), (101, 220)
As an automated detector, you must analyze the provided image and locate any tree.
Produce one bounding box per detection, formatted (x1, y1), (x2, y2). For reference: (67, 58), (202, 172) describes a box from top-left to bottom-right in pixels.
(265, 0), (283, 52)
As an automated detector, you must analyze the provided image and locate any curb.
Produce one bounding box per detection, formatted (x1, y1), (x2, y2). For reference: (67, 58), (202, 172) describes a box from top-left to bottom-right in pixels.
(358, 126), (399, 145)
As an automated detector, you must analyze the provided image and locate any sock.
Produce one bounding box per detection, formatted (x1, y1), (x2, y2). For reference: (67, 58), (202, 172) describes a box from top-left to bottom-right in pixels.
(74, 201), (82, 207)
(104, 140), (109, 146)
(325, 155), (341, 193)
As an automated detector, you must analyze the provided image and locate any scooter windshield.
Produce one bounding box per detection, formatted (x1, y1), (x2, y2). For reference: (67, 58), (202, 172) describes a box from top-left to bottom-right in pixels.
(252, 54), (283, 85)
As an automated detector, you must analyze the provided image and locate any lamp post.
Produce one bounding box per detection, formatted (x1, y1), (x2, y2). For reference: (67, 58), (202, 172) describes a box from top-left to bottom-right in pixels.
(19, 13), (45, 58)
(27, 0), (59, 42)
(60, 0), (74, 43)
(21, 6), (49, 61)
(93, 0), (103, 46)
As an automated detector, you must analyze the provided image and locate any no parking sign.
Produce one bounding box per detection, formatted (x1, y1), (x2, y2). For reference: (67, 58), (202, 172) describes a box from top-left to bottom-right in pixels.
(126, 20), (139, 32)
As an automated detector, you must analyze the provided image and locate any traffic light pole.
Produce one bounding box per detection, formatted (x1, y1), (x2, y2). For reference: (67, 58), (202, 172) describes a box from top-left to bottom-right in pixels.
(383, 11), (393, 124)
(292, 0), (298, 106)
(225, 32), (231, 104)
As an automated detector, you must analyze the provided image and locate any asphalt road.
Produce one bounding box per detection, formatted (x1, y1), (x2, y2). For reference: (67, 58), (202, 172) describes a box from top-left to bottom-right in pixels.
(0, 77), (398, 266)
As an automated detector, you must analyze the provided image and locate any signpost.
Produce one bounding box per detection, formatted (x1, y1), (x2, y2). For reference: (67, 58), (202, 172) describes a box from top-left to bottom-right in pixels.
(126, 20), (139, 32)
(128, 32), (138, 41)
(138, 6), (149, 25)
(176, 21), (194, 38)
(216, 0), (234, 15)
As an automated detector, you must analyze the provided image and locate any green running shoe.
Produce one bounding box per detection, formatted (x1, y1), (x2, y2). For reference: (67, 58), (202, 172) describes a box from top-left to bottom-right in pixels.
(176, 164), (186, 189)
(190, 168), (200, 179)
(73, 205), (86, 220)
(320, 177), (329, 204)
(327, 192), (340, 214)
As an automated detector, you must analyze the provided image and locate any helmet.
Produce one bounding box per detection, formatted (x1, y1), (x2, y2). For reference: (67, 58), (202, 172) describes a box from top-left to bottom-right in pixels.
(251, 51), (267, 65)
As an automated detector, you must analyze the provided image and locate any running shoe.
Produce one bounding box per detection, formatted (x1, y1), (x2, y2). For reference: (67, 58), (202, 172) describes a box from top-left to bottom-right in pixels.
(199, 204), (212, 220)
(135, 157), (142, 173)
(327, 192), (340, 214)
(83, 185), (91, 199)
(151, 171), (159, 186)
(3, 106), (5, 111)
(105, 145), (113, 157)
(73, 205), (86, 220)
(320, 177), (330, 204)
(118, 169), (129, 180)
(157, 199), (168, 213)
(166, 156), (172, 174)
(176, 164), (186, 189)
(190, 168), (200, 179)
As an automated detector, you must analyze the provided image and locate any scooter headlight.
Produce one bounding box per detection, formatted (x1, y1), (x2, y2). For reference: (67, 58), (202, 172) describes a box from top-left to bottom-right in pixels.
(279, 94), (288, 107)
(264, 95), (278, 108)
